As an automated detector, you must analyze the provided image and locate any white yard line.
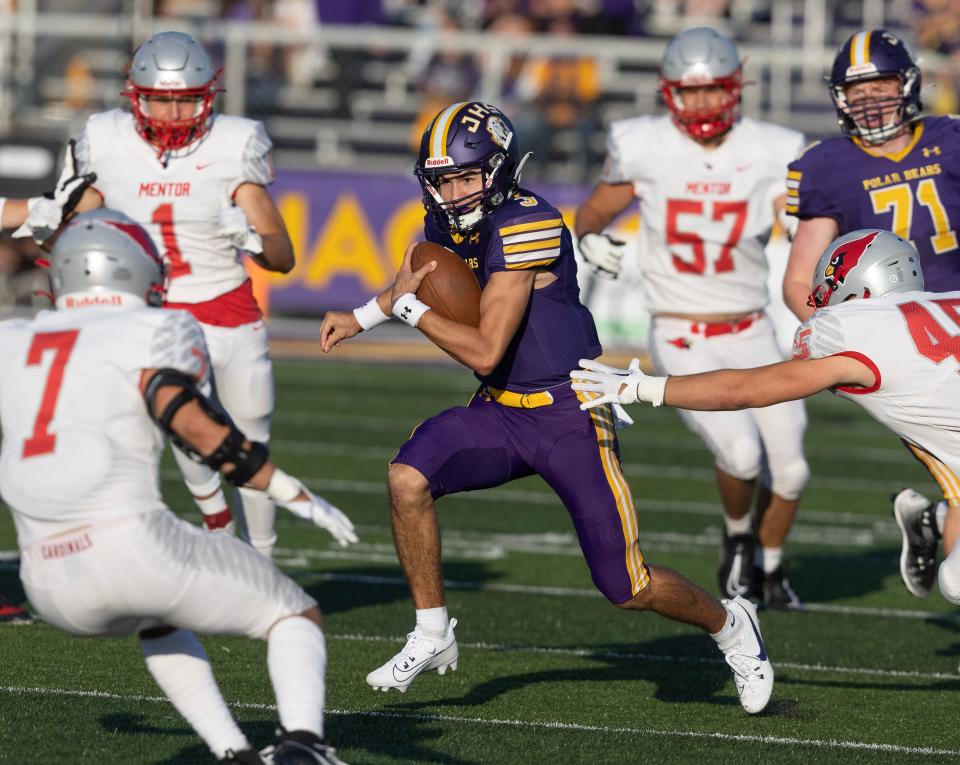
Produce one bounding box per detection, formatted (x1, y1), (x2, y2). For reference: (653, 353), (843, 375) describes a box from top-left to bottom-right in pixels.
(296, 571), (959, 622)
(1, 686), (957, 757)
(159, 469), (936, 515)
(263, 437), (935, 494)
(329, 632), (959, 682)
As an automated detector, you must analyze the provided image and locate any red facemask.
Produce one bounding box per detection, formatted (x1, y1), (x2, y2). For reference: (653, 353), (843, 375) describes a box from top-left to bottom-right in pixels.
(659, 70), (743, 141)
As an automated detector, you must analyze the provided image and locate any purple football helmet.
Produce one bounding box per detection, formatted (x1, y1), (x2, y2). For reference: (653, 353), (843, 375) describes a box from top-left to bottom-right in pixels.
(415, 101), (528, 234)
(828, 29), (921, 144)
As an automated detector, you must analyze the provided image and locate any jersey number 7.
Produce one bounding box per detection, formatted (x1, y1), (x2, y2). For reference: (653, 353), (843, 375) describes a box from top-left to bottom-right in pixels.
(666, 199), (747, 274)
(22, 330), (79, 458)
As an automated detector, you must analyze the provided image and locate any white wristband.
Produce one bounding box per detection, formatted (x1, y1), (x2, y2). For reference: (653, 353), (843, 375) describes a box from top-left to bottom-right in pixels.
(392, 292), (431, 328)
(353, 297), (390, 331)
(636, 375), (668, 407)
(266, 467), (302, 503)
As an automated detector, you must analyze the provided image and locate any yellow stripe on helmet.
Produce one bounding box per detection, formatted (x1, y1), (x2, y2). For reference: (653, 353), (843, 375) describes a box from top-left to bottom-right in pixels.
(429, 101), (469, 159)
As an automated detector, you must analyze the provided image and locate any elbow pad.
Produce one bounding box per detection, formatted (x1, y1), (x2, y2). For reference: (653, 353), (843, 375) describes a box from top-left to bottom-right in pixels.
(144, 368), (269, 484)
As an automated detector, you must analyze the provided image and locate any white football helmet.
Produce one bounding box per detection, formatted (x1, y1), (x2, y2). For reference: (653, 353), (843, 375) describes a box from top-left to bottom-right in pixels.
(659, 26), (743, 140)
(124, 31), (221, 156)
(808, 229), (923, 309)
(50, 209), (166, 310)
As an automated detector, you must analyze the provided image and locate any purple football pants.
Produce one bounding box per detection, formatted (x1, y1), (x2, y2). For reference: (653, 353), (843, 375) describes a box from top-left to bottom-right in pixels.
(392, 382), (650, 603)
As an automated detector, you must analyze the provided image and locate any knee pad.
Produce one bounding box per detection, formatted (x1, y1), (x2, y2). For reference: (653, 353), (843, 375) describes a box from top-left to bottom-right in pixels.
(938, 553), (960, 605)
(715, 436), (762, 481)
(769, 456), (810, 501)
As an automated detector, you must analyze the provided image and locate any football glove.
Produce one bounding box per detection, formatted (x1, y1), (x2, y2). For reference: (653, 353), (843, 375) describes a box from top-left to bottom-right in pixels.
(267, 468), (358, 547)
(14, 139), (96, 243)
(218, 205), (264, 255)
(578, 232), (626, 280)
(570, 357), (668, 409)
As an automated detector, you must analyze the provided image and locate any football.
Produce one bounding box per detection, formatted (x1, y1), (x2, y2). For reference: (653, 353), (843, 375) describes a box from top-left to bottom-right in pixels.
(411, 241), (482, 327)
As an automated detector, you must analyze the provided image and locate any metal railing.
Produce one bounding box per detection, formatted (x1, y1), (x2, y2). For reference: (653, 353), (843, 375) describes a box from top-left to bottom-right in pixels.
(0, 6), (947, 176)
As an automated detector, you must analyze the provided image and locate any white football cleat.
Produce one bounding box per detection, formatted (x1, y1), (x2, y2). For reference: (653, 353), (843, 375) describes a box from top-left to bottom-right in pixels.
(717, 596), (774, 714)
(366, 618), (458, 693)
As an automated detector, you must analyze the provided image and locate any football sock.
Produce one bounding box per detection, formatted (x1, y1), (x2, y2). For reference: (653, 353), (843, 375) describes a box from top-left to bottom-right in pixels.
(140, 629), (249, 760)
(416, 606), (449, 637)
(268, 616), (326, 737)
(757, 546), (783, 574)
(710, 608), (736, 644)
(238, 486), (277, 558)
(723, 513), (752, 537)
(936, 502), (948, 536)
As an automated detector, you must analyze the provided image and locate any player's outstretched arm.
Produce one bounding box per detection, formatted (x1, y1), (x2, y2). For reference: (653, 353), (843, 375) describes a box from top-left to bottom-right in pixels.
(572, 354), (874, 411)
(783, 217), (839, 321)
(229, 183), (295, 273)
(319, 287), (395, 352)
(141, 367), (358, 546)
(10, 139), (98, 243)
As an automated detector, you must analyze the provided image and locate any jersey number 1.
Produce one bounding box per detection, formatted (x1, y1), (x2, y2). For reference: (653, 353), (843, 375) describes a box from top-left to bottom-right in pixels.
(899, 298), (960, 364)
(666, 199), (747, 274)
(152, 203), (191, 278)
(22, 330), (79, 458)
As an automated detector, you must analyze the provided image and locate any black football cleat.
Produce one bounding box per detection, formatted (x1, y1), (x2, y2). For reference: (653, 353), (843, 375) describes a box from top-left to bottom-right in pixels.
(892, 488), (940, 598)
(273, 729), (349, 765)
(760, 565), (803, 610)
(718, 533), (758, 599)
(221, 747), (268, 764)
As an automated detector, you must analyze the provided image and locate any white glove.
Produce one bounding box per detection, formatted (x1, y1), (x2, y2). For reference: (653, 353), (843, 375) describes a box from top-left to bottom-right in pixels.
(267, 468), (359, 547)
(578, 232), (626, 280)
(218, 205), (264, 255)
(570, 357), (668, 409)
(14, 139), (96, 243)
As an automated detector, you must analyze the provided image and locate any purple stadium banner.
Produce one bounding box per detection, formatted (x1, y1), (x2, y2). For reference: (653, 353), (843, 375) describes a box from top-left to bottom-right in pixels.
(261, 169), (590, 315)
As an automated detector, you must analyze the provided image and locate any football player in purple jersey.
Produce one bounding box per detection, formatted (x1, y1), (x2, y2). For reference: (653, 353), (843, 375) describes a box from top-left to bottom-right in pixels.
(319, 101), (775, 713)
(783, 29), (960, 320)
(782, 29), (960, 600)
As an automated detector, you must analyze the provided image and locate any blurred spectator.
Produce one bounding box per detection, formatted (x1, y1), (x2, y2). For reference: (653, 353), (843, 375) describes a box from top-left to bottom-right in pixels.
(510, 14), (600, 180)
(0, 238), (50, 314)
(409, 10), (480, 150)
(913, 0), (960, 115)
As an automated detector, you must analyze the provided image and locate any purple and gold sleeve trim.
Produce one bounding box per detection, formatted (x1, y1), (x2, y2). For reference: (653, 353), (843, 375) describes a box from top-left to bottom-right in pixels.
(499, 217), (564, 270)
(785, 169), (802, 215)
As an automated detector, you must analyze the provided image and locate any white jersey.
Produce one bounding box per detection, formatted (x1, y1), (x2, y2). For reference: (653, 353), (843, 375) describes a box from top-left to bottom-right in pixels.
(603, 115), (804, 315)
(74, 109), (275, 304)
(0, 306), (210, 547)
(794, 290), (960, 473)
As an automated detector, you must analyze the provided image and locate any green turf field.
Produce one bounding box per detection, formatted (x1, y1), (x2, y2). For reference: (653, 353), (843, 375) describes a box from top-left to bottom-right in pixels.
(2, 358), (959, 764)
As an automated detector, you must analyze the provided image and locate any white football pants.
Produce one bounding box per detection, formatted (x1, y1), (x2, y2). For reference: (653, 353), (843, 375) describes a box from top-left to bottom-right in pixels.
(173, 319), (277, 554)
(649, 312), (809, 500)
(20, 509), (315, 639)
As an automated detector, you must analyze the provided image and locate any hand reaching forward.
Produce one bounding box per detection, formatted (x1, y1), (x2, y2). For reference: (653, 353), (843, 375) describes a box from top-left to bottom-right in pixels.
(570, 357), (667, 409)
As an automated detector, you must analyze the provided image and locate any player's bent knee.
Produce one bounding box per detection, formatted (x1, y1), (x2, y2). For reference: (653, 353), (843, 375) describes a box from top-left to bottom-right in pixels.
(614, 586), (653, 611)
(771, 457), (810, 501)
(715, 437), (762, 480)
(388, 462), (430, 503)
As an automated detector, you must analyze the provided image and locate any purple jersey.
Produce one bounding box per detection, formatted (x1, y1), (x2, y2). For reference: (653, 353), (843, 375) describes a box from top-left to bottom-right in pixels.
(786, 116), (960, 291)
(425, 190), (601, 391)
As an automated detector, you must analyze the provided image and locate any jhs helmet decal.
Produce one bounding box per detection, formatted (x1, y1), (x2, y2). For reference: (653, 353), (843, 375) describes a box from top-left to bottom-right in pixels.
(486, 115), (513, 150)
